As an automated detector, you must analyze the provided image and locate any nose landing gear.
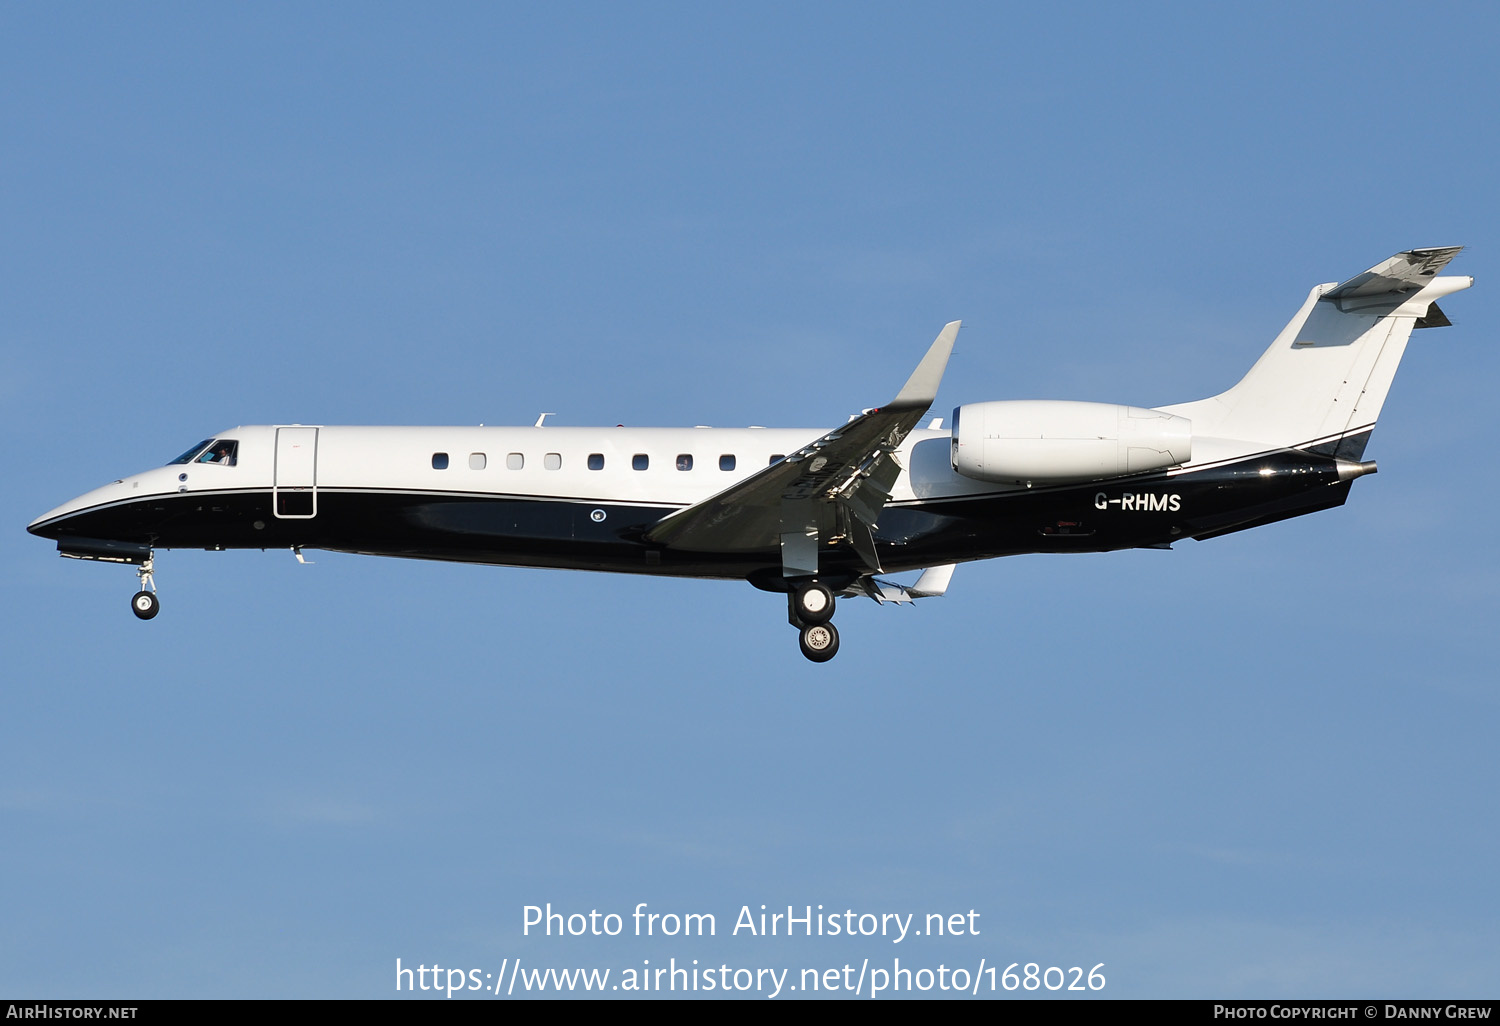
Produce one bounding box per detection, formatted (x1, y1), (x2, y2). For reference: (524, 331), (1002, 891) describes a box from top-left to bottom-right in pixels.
(130, 554), (159, 620)
(131, 590), (159, 619)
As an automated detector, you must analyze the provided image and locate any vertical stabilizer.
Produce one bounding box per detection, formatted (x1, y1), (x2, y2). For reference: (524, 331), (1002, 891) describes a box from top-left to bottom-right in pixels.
(1162, 248), (1471, 457)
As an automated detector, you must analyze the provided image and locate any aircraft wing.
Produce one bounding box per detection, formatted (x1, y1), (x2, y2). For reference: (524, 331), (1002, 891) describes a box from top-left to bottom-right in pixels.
(644, 321), (960, 575)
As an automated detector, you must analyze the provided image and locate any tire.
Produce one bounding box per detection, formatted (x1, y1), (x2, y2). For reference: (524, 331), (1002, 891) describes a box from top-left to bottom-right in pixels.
(131, 591), (159, 620)
(798, 621), (839, 663)
(794, 582), (835, 625)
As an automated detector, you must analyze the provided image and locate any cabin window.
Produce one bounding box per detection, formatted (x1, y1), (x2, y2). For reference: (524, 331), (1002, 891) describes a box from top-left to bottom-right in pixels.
(676, 454), (693, 471)
(588, 453), (605, 470)
(469, 453), (486, 470)
(544, 452), (562, 470)
(432, 452), (449, 470)
(506, 453), (524, 470)
(719, 454), (736, 471)
(632, 454), (649, 471)
(769, 454), (784, 466)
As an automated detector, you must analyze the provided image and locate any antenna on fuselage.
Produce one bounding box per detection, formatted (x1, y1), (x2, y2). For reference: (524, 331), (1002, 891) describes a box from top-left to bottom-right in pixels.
(535, 413), (554, 427)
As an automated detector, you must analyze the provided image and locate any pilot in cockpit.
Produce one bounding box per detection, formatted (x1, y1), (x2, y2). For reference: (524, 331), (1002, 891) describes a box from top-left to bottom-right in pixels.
(198, 443), (236, 466)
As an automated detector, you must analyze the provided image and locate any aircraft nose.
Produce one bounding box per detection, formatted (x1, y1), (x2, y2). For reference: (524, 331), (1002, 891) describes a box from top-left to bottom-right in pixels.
(28, 478), (138, 541)
(28, 501), (79, 539)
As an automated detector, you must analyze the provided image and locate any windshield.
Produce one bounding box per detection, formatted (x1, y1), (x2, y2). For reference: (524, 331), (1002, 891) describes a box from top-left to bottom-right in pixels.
(168, 439), (215, 465)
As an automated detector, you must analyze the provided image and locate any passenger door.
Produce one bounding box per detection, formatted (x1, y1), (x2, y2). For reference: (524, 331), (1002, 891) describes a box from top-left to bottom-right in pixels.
(273, 426), (318, 518)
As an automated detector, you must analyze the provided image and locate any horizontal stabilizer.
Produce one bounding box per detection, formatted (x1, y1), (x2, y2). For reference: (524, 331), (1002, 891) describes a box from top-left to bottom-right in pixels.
(1324, 246), (1463, 300)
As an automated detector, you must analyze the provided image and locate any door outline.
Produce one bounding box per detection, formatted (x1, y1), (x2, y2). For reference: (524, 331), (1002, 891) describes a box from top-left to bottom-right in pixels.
(273, 426), (319, 519)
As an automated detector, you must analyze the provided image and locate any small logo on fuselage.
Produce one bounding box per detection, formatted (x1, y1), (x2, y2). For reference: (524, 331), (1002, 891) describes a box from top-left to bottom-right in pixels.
(1095, 492), (1181, 512)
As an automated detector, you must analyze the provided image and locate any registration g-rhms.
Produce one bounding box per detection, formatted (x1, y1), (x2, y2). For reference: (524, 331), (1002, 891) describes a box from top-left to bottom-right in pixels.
(30, 249), (1472, 661)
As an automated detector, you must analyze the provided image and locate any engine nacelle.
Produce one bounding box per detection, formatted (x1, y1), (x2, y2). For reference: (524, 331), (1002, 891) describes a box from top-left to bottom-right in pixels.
(951, 400), (1192, 485)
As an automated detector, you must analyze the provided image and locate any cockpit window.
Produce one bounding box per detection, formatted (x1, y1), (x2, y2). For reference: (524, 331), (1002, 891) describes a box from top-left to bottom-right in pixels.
(198, 440), (238, 466)
(169, 440), (215, 465)
(169, 438), (237, 466)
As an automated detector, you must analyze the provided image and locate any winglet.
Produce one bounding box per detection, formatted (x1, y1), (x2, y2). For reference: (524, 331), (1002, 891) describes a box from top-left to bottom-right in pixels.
(855, 563), (957, 604)
(890, 321), (961, 409)
(908, 563), (955, 598)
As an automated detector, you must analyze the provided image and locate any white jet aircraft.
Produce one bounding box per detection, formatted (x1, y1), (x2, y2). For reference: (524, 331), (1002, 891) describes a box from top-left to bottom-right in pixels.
(29, 248), (1472, 661)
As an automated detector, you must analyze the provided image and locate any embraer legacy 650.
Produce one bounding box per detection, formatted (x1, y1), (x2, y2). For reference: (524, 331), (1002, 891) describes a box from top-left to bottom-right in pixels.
(30, 249), (1471, 661)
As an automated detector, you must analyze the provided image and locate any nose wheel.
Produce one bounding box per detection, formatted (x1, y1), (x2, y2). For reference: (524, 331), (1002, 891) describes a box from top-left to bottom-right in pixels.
(130, 554), (159, 620)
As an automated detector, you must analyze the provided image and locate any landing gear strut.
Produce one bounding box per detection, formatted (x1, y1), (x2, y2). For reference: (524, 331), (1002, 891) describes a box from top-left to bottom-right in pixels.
(790, 581), (839, 662)
(130, 554), (159, 620)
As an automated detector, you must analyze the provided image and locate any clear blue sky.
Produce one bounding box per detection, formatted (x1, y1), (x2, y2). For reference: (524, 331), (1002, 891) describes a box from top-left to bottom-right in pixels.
(3, 2), (1496, 999)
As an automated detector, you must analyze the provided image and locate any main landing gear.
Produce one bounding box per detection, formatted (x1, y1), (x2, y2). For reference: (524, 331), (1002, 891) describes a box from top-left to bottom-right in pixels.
(130, 554), (159, 620)
(790, 581), (839, 663)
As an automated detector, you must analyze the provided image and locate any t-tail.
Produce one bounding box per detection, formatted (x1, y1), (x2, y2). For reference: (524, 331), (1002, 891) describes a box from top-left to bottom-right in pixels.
(1161, 247), (1473, 463)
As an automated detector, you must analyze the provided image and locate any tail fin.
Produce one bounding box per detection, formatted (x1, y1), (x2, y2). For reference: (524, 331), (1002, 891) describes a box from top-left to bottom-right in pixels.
(1163, 248), (1472, 458)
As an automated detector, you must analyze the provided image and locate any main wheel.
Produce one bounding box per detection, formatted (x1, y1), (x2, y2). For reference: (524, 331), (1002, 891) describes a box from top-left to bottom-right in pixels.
(793, 582), (836, 625)
(131, 590), (159, 620)
(798, 621), (839, 662)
